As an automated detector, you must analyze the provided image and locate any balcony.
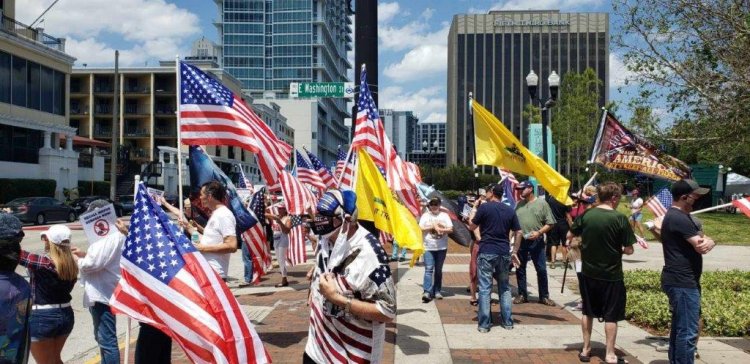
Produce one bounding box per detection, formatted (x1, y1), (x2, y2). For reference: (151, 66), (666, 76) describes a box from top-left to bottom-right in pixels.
(154, 127), (176, 137)
(93, 85), (114, 94)
(70, 106), (90, 116)
(93, 127), (112, 138)
(0, 14), (66, 52)
(124, 86), (151, 94)
(123, 105), (150, 116)
(123, 127), (150, 137)
(154, 106), (175, 116)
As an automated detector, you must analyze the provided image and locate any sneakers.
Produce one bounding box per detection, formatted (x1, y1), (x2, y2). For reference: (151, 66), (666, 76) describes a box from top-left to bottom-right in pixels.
(434, 292), (444, 300)
(477, 327), (490, 333)
(539, 298), (556, 306)
(421, 293), (432, 303)
(513, 296), (528, 304)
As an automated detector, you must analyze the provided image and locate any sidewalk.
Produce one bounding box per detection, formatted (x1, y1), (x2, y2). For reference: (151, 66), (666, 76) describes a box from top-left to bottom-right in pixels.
(108, 243), (750, 364)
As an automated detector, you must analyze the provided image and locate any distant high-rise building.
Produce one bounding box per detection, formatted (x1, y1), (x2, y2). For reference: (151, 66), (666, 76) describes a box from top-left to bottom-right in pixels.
(216, 0), (352, 162)
(447, 10), (609, 166)
(409, 122), (447, 168)
(379, 109), (418, 161)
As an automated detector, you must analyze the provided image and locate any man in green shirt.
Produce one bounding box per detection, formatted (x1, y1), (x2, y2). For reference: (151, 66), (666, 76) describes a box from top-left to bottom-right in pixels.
(513, 181), (556, 306)
(568, 182), (635, 364)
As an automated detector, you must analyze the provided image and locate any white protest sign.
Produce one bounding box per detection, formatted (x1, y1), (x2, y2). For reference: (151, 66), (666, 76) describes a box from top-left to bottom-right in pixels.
(79, 204), (118, 243)
(147, 187), (165, 205)
(461, 204), (473, 218)
(236, 188), (253, 203)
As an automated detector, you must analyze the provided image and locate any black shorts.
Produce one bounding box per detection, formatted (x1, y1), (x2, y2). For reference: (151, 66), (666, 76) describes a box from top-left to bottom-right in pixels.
(580, 275), (626, 322)
(548, 222), (569, 246)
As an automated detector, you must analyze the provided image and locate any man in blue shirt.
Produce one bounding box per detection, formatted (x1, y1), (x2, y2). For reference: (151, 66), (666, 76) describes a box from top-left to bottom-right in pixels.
(469, 184), (523, 333)
(0, 213), (31, 364)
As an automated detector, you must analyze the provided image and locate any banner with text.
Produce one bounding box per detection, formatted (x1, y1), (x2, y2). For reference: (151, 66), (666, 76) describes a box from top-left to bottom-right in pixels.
(589, 111), (691, 182)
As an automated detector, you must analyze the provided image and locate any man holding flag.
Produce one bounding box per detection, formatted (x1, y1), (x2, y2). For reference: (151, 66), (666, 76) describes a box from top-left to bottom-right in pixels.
(304, 189), (396, 363)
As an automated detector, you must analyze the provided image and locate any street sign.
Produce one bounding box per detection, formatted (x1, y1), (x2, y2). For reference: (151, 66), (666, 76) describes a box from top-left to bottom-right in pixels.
(290, 82), (354, 98)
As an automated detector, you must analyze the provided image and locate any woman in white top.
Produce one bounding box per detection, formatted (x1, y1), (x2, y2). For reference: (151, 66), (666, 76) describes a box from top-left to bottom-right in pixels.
(266, 205), (291, 287)
(419, 197), (453, 303)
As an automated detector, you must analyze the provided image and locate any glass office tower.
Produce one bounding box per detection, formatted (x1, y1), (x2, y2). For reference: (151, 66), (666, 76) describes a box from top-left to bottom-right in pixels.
(447, 10), (609, 166)
(216, 0), (353, 162)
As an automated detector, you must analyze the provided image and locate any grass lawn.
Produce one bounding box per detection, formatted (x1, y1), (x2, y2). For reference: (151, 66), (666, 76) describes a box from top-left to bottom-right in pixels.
(616, 198), (750, 246)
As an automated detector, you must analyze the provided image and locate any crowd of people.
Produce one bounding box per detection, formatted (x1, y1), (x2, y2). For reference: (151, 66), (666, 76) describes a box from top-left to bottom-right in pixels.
(0, 177), (717, 364)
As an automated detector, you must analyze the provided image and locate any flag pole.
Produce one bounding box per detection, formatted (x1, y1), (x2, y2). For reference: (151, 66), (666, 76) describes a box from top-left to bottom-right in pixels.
(175, 56), (184, 214)
(122, 174), (139, 363)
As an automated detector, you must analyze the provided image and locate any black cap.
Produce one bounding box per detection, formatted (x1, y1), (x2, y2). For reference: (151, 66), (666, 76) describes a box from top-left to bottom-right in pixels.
(515, 181), (533, 190)
(491, 183), (504, 197)
(671, 179), (710, 200)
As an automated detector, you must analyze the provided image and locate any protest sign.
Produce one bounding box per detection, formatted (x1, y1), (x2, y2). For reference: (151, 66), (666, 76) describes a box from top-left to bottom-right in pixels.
(79, 204), (118, 243)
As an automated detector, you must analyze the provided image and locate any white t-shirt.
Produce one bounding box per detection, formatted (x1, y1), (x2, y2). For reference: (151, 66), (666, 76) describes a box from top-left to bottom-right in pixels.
(419, 211), (453, 251)
(272, 216), (290, 249)
(200, 205), (236, 278)
(630, 197), (644, 214)
(77, 231), (125, 307)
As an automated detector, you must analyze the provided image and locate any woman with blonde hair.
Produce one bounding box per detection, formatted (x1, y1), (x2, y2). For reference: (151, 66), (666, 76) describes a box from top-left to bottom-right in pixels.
(19, 224), (78, 364)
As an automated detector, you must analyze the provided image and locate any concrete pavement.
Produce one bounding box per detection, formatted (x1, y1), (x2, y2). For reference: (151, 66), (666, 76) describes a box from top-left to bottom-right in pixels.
(16, 222), (750, 363)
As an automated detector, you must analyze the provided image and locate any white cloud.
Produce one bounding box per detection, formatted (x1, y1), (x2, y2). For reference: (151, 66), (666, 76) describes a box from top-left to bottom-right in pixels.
(16, 0), (201, 66)
(378, 2), (401, 24)
(383, 45), (447, 81)
(489, 0), (603, 11)
(609, 53), (637, 87)
(379, 19), (449, 52)
(380, 85), (446, 124)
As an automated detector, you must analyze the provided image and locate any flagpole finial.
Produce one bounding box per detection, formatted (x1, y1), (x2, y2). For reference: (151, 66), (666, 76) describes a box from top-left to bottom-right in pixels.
(361, 64), (366, 71)
(468, 92), (473, 100)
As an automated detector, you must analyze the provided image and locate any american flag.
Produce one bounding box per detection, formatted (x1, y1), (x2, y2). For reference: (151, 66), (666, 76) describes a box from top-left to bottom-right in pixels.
(351, 66), (420, 215)
(295, 150), (326, 192)
(279, 171), (308, 266)
(304, 147), (336, 189)
(635, 234), (649, 249)
(337, 149), (357, 190)
(236, 164), (252, 190)
(646, 187), (673, 217)
(732, 197), (750, 219)
(110, 183), (270, 364)
(240, 188), (272, 285)
(334, 145), (347, 180)
(178, 61), (292, 186)
(499, 168), (521, 205)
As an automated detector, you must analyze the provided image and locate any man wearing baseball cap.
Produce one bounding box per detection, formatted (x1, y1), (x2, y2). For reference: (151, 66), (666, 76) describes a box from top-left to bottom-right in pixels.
(513, 181), (556, 306)
(660, 179), (714, 363)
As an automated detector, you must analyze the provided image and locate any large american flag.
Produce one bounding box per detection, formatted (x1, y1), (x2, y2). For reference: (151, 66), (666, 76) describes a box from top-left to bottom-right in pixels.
(646, 187), (673, 217)
(295, 150), (326, 192)
(351, 66), (421, 215)
(334, 145), (346, 181)
(110, 183), (270, 364)
(499, 168), (522, 203)
(178, 61), (292, 186)
(279, 171), (309, 266)
(337, 149), (357, 190)
(305, 148), (336, 190)
(237, 165), (252, 190)
(241, 188), (272, 285)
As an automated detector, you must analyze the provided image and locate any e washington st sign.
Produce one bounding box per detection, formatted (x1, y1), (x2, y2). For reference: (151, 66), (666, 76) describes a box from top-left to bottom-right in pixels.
(290, 82), (355, 98)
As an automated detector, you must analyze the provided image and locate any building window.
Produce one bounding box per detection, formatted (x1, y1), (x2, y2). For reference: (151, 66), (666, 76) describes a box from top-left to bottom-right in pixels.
(11, 56), (27, 107)
(0, 50), (9, 103)
(0, 124), (43, 164)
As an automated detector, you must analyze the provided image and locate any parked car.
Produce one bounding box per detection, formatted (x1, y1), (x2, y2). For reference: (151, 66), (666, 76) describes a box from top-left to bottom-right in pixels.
(2, 197), (77, 225)
(70, 196), (124, 217)
(118, 195), (135, 215)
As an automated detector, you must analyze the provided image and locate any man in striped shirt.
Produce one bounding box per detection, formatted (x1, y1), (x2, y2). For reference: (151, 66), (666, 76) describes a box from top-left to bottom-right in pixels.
(304, 190), (396, 364)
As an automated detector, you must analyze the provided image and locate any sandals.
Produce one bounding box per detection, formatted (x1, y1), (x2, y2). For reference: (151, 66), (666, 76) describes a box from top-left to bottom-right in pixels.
(469, 299), (478, 306)
(578, 351), (590, 362)
(605, 358), (629, 364)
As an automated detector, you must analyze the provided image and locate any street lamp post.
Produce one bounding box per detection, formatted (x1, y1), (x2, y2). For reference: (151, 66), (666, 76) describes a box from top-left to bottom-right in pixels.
(422, 140), (439, 184)
(526, 70), (560, 164)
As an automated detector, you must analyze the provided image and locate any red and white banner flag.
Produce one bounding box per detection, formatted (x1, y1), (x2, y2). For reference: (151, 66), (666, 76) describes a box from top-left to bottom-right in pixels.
(732, 197), (750, 219)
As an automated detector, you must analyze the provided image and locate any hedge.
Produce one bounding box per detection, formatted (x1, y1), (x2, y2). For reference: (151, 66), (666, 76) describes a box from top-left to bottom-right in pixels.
(624, 269), (750, 337)
(0, 179), (56, 203)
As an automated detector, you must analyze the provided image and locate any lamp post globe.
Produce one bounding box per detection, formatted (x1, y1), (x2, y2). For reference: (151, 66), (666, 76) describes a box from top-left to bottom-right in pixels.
(548, 71), (560, 100)
(526, 70), (539, 100)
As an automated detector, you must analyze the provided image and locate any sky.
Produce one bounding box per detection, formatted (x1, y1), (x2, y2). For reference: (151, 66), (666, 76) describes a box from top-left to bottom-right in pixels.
(17, 0), (643, 126)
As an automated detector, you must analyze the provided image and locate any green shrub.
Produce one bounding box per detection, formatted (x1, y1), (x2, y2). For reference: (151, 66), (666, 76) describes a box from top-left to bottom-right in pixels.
(0, 179), (56, 203)
(77, 181), (111, 197)
(625, 270), (750, 337)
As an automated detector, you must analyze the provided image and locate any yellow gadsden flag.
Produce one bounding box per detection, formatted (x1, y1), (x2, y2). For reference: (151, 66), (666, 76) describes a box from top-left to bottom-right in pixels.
(472, 99), (572, 205)
(355, 150), (424, 264)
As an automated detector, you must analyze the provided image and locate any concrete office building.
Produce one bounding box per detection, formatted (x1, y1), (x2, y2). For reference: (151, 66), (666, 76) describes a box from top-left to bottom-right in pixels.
(215, 0), (352, 163)
(70, 46), (293, 195)
(0, 0), (104, 200)
(447, 10), (609, 165)
(379, 109), (419, 161)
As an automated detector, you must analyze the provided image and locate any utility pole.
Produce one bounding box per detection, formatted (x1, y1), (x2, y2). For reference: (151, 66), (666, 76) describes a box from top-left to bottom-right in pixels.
(109, 50), (119, 200)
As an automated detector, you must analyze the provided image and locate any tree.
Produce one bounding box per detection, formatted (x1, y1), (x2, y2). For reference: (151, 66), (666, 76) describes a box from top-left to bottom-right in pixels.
(612, 0), (750, 175)
(522, 103), (541, 125)
(550, 68), (603, 187)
